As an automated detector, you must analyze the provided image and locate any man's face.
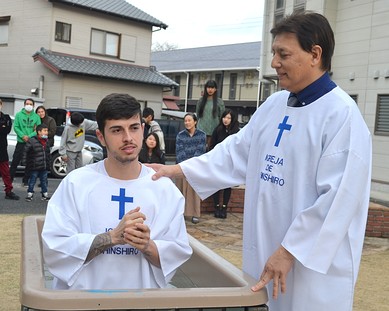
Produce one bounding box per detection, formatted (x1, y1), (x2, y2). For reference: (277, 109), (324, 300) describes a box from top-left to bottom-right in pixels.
(271, 32), (318, 94)
(24, 100), (34, 112)
(97, 115), (144, 165)
(143, 115), (152, 124)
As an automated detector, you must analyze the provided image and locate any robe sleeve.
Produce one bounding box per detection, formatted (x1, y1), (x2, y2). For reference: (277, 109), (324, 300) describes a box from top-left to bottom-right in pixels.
(282, 111), (372, 274)
(150, 185), (192, 286)
(41, 177), (96, 287)
(180, 115), (254, 199)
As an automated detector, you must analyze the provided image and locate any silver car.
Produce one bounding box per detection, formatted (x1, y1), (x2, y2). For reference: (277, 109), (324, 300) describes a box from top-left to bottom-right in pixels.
(7, 123), (104, 178)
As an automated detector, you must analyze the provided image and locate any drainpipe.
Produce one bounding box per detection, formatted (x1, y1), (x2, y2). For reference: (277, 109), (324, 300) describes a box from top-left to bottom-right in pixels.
(184, 72), (190, 112)
(256, 67), (261, 108)
(39, 75), (44, 98)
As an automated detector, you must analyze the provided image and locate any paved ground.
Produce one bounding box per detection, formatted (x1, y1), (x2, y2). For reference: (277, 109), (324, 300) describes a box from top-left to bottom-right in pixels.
(0, 176), (60, 214)
(185, 208), (389, 269)
(2, 175), (389, 310)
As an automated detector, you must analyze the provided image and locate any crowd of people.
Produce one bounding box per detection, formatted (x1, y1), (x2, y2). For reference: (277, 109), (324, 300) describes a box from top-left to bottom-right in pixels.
(1, 11), (373, 311)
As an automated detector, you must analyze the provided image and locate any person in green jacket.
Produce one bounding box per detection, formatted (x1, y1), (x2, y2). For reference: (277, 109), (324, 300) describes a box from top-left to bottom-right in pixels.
(10, 98), (41, 186)
(196, 80), (225, 150)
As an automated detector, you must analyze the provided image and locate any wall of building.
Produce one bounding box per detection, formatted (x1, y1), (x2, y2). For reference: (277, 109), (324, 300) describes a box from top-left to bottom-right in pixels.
(50, 3), (153, 67)
(0, 0), (52, 97)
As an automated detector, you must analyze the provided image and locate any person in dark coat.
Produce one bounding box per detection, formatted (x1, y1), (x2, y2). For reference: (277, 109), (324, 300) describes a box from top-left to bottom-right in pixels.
(0, 99), (19, 200)
(36, 105), (57, 148)
(24, 123), (51, 202)
(209, 109), (240, 218)
(138, 132), (165, 164)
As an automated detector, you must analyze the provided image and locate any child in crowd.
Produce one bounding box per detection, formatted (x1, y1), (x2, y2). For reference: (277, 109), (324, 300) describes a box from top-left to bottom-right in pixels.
(59, 112), (98, 174)
(25, 124), (51, 202)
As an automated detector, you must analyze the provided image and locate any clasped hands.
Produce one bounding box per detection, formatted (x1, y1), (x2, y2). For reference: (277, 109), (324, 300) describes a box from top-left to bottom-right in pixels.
(111, 206), (151, 253)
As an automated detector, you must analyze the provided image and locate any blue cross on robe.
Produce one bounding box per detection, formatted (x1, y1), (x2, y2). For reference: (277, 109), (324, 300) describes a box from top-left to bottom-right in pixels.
(111, 188), (133, 219)
(274, 116), (292, 147)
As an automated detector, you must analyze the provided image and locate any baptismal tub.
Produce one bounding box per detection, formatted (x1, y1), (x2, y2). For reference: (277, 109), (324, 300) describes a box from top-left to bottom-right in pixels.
(21, 215), (268, 311)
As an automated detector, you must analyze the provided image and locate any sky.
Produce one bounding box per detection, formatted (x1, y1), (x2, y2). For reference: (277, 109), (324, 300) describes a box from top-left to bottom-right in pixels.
(127, 0), (265, 49)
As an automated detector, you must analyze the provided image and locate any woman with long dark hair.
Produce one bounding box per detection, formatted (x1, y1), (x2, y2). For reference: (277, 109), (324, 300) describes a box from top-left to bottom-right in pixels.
(35, 105), (57, 148)
(209, 109), (240, 218)
(139, 132), (165, 164)
(196, 80), (225, 149)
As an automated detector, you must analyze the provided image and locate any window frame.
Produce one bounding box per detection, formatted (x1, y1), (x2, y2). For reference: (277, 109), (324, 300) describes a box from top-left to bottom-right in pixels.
(374, 94), (389, 136)
(90, 28), (120, 58)
(229, 73), (237, 100)
(55, 21), (72, 44)
(0, 16), (11, 45)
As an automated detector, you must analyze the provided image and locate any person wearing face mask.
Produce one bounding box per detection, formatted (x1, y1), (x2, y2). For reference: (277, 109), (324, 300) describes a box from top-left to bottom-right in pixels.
(24, 123), (51, 201)
(9, 98), (41, 186)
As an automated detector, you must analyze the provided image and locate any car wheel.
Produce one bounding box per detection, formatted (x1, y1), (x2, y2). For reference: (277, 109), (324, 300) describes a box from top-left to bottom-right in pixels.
(50, 152), (67, 178)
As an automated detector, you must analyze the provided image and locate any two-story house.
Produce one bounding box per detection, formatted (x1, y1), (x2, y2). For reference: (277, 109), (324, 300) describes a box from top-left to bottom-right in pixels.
(151, 42), (262, 124)
(0, 0), (176, 117)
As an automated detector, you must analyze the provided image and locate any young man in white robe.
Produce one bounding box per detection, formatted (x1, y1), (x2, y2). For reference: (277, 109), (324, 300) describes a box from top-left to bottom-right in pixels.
(41, 93), (192, 290)
(149, 12), (372, 311)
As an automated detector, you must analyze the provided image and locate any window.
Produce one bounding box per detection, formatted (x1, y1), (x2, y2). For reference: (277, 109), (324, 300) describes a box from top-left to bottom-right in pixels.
(215, 73), (223, 98)
(55, 21), (71, 43)
(188, 74), (193, 99)
(173, 75), (181, 97)
(229, 73), (237, 100)
(275, 0), (284, 9)
(0, 16), (11, 45)
(294, 0), (306, 13)
(91, 29), (119, 57)
(375, 95), (389, 136)
(274, 0), (285, 26)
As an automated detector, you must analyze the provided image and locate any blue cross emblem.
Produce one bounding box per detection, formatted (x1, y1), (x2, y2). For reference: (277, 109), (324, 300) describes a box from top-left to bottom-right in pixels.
(274, 116), (292, 147)
(111, 188), (133, 219)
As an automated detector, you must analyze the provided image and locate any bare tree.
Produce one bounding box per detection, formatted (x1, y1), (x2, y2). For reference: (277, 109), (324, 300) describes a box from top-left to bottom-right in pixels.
(152, 42), (178, 52)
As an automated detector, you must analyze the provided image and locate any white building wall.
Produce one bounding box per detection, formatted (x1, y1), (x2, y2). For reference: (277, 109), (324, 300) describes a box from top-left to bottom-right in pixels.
(0, 0), (52, 96)
(50, 3), (153, 67)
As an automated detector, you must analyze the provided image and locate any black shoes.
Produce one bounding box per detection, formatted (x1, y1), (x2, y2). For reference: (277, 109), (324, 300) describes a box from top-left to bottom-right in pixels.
(41, 193), (51, 201)
(191, 217), (200, 224)
(214, 204), (227, 219)
(5, 192), (20, 200)
(214, 204), (221, 218)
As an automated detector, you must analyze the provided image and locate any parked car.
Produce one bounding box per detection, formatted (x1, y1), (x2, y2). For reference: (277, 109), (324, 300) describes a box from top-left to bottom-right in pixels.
(47, 107), (188, 157)
(155, 118), (185, 157)
(46, 107), (99, 141)
(7, 117), (104, 178)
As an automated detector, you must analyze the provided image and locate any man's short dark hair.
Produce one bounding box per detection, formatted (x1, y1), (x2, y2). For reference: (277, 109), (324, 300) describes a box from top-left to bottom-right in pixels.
(96, 93), (142, 134)
(142, 107), (155, 120)
(70, 112), (85, 126)
(271, 11), (335, 72)
(24, 98), (35, 105)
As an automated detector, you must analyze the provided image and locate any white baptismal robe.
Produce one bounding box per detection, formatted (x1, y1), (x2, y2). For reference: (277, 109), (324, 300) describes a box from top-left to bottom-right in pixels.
(42, 162), (192, 290)
(181, 87), (372, 311)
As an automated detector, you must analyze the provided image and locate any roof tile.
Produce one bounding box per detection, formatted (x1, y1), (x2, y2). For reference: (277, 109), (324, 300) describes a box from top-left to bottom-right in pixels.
(33, 48), (177, 87)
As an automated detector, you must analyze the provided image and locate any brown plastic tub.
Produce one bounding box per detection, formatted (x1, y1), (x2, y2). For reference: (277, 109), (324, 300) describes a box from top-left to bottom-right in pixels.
(21, 215), (268, 311)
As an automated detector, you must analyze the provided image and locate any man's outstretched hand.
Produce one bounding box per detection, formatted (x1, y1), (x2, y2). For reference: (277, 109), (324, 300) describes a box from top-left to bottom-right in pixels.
(145, 163), (183, 180)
